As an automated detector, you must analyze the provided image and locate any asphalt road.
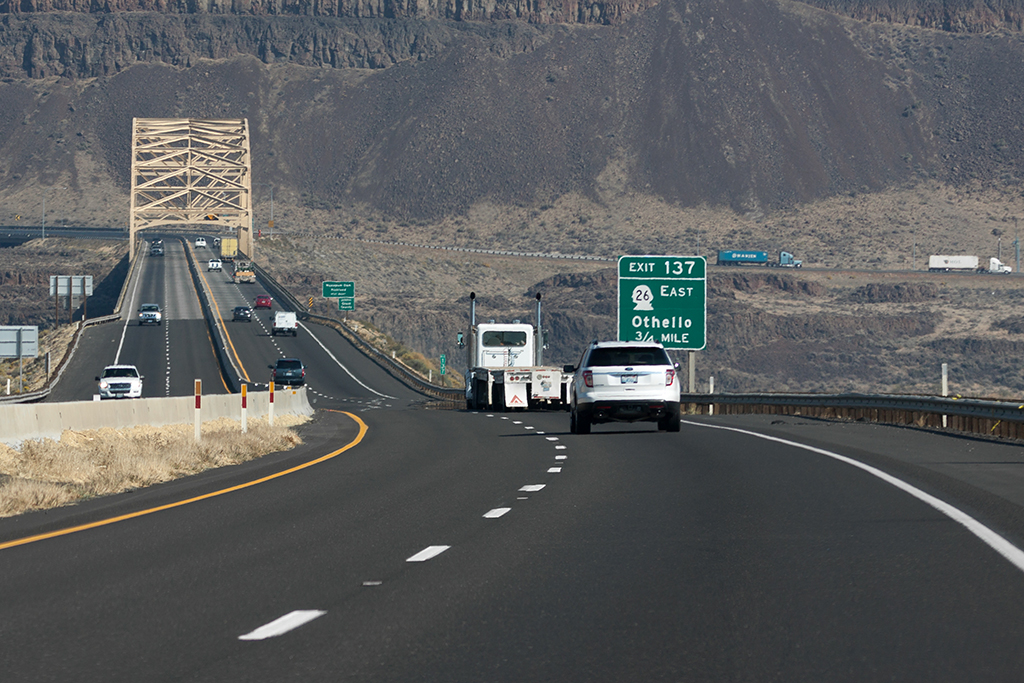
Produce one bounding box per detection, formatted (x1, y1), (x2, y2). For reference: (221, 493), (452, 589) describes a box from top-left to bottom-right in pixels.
(4, 406), (1024, 681)
(14, 233), (1024, 680)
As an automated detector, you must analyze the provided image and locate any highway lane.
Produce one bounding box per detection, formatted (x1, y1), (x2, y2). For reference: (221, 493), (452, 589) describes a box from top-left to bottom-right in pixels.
(47, 238), (227, 401)
(4, 408), (1024, 680)
(192, 250), (423, 407)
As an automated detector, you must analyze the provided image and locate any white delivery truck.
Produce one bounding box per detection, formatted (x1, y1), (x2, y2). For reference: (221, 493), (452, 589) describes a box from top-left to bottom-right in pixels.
(461, 293), (570, 411)
(272, 311), (298, 336)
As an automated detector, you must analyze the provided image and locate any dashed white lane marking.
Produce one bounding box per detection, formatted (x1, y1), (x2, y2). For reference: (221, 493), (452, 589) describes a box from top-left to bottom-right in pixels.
(501, 417), (509, 420)
(536, 431), (545, 434)
(513, 421), (523, 425)
(547, 467), (562, 473)
(517, 496), (529, 500)
(555, 445), (567, 450)
(407, 545), (451, 562)
(483, 508), (511, 518)
(525, 426), (535, 430)
(555, 455), (567, 460)
(546, 437), (559, 442)
(685, 420), (1024, 575)
(238, 610), (326, 641)
(519, 485), (545, 492)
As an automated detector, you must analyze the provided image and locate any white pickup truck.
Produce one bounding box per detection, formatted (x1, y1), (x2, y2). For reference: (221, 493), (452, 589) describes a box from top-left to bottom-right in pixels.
(272, 311), (298, 336)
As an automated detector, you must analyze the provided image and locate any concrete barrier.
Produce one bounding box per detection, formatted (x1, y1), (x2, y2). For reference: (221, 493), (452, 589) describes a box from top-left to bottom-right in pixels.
(0, 386), (313, 447)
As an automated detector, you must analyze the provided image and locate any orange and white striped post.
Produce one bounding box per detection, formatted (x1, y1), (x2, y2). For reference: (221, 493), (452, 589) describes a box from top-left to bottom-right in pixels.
(194, 379), (202, 442)
(241, 383), (248, 434)
(269, 380), (275, 427)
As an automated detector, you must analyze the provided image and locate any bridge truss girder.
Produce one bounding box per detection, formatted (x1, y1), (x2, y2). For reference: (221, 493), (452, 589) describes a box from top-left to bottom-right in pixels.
(129, 118), (253, 259)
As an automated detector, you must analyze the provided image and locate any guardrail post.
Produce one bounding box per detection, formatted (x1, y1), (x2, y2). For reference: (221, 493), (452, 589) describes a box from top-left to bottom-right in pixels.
(194, 379), (201, 442)
(941, 363), (948, 428)
(709, 376), (715, 415)
(241, 383), (248, 434)
(269, 381), (275, 427)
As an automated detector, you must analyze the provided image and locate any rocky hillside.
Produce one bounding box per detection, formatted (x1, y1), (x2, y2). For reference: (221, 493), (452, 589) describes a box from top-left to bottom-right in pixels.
(3, 0), (1024, 396)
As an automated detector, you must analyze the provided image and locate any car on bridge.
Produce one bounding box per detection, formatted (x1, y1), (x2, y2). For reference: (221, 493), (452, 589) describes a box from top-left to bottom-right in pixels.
(567, 340), (680, 434)
(208, 259), (222, 271)
(232, 306), (253, 322)
(138, 303), (162, 326)
(149, 244), (164, 256)
(254, 295), (272, 309)
(95, 365), (144, 399)
(270, 358), (305, 386)
(195, 237), (207, 248)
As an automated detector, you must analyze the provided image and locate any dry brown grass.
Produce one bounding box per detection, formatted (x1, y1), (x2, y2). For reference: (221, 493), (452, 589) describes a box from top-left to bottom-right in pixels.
(0, 415), (309, 517)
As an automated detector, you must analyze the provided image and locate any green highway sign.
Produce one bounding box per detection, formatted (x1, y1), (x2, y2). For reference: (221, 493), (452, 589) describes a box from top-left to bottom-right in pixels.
(338, 297), (355, 311)
(618, 255), (706, 350)
(322, 281), (354, 298)
(440, 354), (446, 375)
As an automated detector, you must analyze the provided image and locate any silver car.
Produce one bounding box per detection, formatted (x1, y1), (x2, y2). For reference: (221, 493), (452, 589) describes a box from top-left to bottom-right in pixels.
(566, 341), (680, 434)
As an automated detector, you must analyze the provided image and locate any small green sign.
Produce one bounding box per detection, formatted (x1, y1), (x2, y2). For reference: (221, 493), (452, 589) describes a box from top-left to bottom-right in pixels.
(440, 354), (446, 375)
(618, 255), (706, 350)
(323, 281), (354, 298)
(338, 297), (355, 311)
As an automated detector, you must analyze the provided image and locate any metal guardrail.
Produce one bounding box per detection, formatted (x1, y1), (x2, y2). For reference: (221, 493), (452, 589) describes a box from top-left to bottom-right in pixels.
(682, 392), (1024, 440)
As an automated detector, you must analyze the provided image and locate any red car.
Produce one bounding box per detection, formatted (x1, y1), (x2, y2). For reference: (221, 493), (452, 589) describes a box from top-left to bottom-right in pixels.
(254, 295), (272, 309)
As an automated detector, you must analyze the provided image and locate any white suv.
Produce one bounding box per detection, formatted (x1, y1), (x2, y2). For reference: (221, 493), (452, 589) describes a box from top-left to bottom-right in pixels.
(566, 341), (680, 434)
(138, 303), (162, 326)
(96, 365), (144, 399)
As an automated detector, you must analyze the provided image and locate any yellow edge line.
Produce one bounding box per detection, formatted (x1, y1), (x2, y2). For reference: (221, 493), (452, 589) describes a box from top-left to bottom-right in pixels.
(192, 245), (251, 384)
(0, 412), (369, 552)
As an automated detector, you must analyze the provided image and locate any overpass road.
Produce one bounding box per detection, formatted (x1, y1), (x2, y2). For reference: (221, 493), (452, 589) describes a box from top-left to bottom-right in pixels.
(50, 236), (425, 408)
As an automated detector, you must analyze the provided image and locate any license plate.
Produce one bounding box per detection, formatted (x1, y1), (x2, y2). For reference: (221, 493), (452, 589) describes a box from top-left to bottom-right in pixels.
(620, 374), (638, 384)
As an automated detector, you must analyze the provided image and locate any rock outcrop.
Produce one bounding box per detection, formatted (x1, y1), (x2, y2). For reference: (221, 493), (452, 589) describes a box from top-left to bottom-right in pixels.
(0, 0), (657, 25)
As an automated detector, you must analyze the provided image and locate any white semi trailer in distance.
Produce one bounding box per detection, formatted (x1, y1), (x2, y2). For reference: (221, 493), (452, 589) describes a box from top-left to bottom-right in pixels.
(928, 255), (1012, 273)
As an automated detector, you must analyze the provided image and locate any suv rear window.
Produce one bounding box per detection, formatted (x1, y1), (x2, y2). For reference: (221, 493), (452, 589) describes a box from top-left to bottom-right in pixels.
(103, 367), (139, 378)
(277, 360), (302, 369)
(481, 331), (527, 347)
(587, 347), (672, 367)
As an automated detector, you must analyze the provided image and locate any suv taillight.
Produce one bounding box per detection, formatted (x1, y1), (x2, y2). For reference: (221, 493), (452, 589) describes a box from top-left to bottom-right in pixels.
(665, 369), (676, 386)
(582, 370), (593, 388)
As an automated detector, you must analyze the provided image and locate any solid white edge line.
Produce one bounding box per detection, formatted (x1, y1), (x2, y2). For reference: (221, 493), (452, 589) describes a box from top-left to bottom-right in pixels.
(115, 245), (149, 364)
(297, 321), (396, 399)
(406, 545), (451, 562)
(683, 419), (1024, 573)
(484, 507), (512, 518)
(238, 610), (326, 641)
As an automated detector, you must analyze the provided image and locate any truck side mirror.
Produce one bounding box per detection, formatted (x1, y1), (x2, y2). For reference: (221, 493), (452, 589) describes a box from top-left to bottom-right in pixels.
(457, 332), (465, 349)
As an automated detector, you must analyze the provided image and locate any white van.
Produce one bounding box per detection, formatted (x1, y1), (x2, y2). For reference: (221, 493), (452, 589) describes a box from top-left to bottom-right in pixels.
(272, 311), (298, 336)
